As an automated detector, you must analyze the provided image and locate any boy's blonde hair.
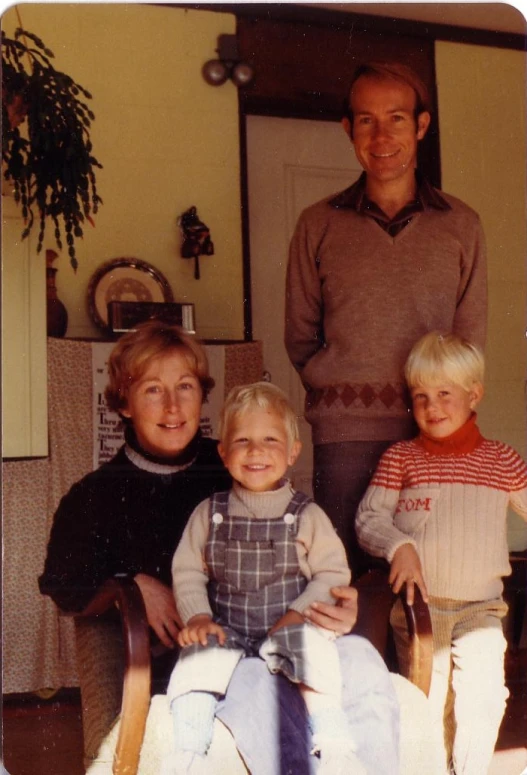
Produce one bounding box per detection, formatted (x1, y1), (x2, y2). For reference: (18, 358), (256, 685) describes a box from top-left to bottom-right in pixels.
(219, 382), (300, 448)
(105, 320), (214, 414)
(404, 331), (485, 391)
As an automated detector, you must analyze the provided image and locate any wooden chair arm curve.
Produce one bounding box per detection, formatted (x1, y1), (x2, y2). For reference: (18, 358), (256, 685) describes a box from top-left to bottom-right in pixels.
(353, 568), (433, 697)
(74, 576), (151, 775)
(399, 585), (433, 696)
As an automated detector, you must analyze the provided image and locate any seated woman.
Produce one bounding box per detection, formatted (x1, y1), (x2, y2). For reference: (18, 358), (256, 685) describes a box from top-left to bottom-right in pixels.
(39, 320), (400, 775)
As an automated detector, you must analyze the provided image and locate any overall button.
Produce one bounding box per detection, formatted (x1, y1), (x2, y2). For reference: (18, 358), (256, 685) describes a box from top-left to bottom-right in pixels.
(212, 512), (224, 525)
(284, 513), (295, 525)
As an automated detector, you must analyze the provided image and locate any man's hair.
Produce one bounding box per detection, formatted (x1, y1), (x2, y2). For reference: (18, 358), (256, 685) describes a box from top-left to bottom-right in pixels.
(105, 320), (214, 414)
(219, 381), (300, 448)
(404, 332), (485, 392)
(343, 60), (431, 125)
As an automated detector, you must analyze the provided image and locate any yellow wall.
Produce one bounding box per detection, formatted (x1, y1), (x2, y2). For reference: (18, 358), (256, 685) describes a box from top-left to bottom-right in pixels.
(436, 42), (527, 549)
(2, 3), (244, 340)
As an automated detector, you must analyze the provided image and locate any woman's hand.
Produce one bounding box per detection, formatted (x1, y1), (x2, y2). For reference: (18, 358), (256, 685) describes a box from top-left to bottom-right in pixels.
(134, 573), (183, 648)
(389, 544), (429, 605)
(303, 586), (358, 636)
(178, 614), (226, 648)
(268, 609), (304, 635)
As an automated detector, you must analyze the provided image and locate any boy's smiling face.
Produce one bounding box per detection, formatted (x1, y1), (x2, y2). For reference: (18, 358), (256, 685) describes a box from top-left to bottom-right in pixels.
(219, 407), (301, 492)
(410, 379), (483, 439)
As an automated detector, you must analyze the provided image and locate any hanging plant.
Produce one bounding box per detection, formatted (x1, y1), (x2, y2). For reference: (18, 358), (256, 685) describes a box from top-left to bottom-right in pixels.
(2, 28), (102, 270)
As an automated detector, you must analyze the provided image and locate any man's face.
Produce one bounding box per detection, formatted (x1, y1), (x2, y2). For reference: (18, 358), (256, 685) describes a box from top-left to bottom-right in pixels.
(343, 76), (430, 187)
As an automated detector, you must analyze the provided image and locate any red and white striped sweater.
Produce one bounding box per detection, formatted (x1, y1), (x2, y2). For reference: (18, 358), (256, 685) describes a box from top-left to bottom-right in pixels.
(356, 415), (527, 601)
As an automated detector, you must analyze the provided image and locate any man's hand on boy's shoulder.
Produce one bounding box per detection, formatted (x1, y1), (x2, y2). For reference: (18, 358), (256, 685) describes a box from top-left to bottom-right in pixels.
(389, 544), (429, 605)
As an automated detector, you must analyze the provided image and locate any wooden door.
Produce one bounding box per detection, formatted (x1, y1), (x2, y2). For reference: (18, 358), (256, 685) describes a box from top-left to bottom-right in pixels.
(246, 115), (362, 493)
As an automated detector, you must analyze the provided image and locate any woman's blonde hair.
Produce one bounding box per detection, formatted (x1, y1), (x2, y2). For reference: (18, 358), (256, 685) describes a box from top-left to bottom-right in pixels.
(404, 331), (484, 391)
(105, 320), (214, 414)
(219, 382), (300, 448)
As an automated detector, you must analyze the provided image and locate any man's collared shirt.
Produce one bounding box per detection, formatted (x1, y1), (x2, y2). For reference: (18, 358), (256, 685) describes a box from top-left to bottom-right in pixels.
(329, 171), (451, 238)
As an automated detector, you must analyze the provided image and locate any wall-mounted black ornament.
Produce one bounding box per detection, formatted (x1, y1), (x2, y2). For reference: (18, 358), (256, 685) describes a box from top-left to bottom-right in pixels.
(177, 205), (214, 280)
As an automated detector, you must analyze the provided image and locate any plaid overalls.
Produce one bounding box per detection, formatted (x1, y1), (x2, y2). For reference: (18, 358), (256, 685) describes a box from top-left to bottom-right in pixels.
(167, 488), (342, 700)
(206, 488), (310, 640)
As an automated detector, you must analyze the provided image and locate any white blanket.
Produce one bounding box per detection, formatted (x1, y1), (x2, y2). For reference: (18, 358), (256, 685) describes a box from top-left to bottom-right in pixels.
(86, 674), (442, 775)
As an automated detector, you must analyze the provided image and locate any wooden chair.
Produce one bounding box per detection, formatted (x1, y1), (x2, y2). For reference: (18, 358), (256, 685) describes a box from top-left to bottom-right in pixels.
(72, 569), (433, 775)
(353, 567), (433, 696)
(72, 578), (151, 775)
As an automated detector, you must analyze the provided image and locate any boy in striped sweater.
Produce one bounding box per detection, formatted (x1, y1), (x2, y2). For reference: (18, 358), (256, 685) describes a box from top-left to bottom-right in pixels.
(356, 332), (527, 775)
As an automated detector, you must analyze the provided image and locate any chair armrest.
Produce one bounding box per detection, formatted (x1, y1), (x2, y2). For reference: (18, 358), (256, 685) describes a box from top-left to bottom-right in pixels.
(353, 569), (394, 654)
(399, 584), (433, 697)
(73, 576), (151, 775)
(353, 569), (433, 697)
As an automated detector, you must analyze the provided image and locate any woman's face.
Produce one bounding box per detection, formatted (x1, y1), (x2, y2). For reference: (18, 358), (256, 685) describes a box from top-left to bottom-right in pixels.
(121, 349), (203, 458)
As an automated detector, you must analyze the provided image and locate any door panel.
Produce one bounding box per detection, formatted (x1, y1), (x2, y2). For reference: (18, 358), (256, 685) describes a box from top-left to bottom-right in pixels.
(247, 115), (362, 493)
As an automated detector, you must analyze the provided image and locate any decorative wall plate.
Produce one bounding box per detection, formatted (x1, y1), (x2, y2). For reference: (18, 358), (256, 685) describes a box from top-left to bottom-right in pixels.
(87, 258), (174, 330)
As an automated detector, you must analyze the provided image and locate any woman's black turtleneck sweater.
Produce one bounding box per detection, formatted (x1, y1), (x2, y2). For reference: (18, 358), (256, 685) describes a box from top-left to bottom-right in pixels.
(39, 431), (231, 612)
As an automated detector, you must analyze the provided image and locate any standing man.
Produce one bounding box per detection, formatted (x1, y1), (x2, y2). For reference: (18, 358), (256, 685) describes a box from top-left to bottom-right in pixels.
(285, 61), (487, 576)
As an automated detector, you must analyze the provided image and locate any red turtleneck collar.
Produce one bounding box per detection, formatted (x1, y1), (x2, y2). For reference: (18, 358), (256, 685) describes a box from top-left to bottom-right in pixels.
(415, 413), (484, 456)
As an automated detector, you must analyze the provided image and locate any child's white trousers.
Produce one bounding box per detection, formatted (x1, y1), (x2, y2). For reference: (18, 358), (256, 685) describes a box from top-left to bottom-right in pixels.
(391, 596), (508, 775)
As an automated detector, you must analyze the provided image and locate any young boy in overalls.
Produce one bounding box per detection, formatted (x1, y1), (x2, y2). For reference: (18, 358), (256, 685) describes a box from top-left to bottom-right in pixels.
(165, 382), (364, 774)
